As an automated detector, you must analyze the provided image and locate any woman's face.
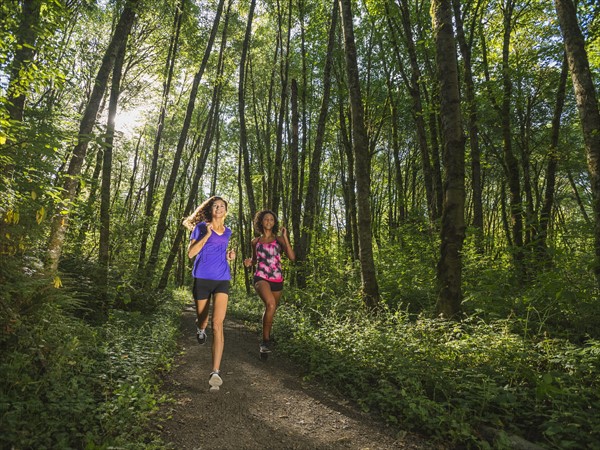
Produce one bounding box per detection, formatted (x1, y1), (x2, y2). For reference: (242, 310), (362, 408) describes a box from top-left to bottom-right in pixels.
(212, 200), (227, 218)
(262, 213), (275, 230)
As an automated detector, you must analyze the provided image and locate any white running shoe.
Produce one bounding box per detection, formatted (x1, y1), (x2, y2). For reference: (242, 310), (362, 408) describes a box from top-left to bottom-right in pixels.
(209, 371), (223, 391)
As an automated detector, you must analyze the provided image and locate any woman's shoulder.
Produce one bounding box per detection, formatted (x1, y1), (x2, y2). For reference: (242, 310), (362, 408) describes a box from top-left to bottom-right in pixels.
(192, 221), (207, 235)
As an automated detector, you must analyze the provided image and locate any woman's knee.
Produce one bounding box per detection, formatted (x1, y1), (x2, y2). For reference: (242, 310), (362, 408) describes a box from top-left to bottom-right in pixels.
(264, 301), (277, 314)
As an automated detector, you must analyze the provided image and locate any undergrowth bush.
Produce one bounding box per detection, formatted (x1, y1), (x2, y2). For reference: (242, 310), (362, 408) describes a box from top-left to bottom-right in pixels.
(0, 258), (184, 448)
(269, 300), (600, 449)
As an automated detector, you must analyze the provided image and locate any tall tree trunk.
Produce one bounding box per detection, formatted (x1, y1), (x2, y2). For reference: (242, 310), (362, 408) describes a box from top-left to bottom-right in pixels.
(138, 0), (184, 273)
(338, 0), (379, 308)
(536, 53), (568, 266)
(432, 0), (466, 319)
(6, 0), (41, 122)
(238, 142), (252, 294)
(388, 2), (436, 221)
(298, 0), (308, 219)
(428, 102), (444, 220)
(517, 94), (535, 249)
(290, 79), (301, 248)
(46, 0), (139, 272)
(555, 0), (600, 286)
(296, 0), (337, 288)
(144, 0), (225, 283)
(501, 1), (524, 273)
(452, 0), (484, 252)
(99, 27), (129, 308)
(339, 100), (359, 261)
(381, 57), (406, 231)
(239, 0), (258, 218)
(158, 0), (232, 289)
(271, 0), (292, 215)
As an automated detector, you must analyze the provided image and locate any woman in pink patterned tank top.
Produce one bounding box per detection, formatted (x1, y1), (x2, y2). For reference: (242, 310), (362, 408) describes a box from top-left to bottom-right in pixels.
(243, 210), (295, 354)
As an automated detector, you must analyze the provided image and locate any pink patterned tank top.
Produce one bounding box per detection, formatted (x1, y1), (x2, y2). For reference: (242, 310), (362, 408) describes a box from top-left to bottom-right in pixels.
(255, 239), (283, 282)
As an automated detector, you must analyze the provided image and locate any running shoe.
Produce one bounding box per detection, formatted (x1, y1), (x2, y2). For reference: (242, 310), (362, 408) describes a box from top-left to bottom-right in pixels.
(259, 340), (272, 353)
(196, 327), (207, 345)
(209, 371), (223, 391)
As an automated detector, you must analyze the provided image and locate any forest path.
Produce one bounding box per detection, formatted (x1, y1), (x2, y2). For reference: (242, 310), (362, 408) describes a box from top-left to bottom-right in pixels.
(156, 305), (440, 450)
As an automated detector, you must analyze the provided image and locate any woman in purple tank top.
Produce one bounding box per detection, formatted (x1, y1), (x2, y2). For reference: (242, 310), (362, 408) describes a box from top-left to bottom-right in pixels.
(183, 196), (236, 391)
(243, 210), (295, 354)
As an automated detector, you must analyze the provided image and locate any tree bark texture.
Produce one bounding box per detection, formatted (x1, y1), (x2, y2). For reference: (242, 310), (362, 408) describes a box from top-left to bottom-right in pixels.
(432, 0), (466, 319)
(46, 0), (139, 272)
(99, 27), (129, 304)
(452, 0), (484, 251)
(138, 0), (184, 273)
(536, 53), (568, 266)
(296, 0), (337, 288)
(338, 0), (379, 308)
(6, 0), (42, 122)
(239, 0), (258, 218)
(554, 0), (600, 286)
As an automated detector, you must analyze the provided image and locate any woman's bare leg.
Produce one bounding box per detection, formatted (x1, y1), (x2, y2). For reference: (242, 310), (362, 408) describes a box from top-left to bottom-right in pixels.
(255, 281), (282, 342)
(195, 297), (210, 329)
(210, 292), (228, 372)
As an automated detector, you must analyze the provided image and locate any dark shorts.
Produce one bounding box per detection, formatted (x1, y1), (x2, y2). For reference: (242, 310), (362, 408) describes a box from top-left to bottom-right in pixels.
(193, 278), (230, 300)
(253, 276), (283, 292)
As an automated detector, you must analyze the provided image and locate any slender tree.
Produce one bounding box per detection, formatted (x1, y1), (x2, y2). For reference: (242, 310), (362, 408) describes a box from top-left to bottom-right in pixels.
(239, 0), (258, 218)
(338, 0), (379, 308)
(46, 0), (139, 272)
(144, 0), (225, 282)
(137, 0), (185, 273)
(452, 0), (484, 252)
(99, 23), (130, 306)
(535, 53), (569, 265)
(554, 0), (600, 287)
(387, 1), (437, 221)
(501, 0), (524, 272)
(296, 0), (337, 288)
(271, 0), (293, 215)
(432, 0), (466, 319)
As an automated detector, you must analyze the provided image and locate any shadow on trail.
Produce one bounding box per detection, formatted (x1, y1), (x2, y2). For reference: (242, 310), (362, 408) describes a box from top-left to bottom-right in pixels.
(156, 305), (432, 450)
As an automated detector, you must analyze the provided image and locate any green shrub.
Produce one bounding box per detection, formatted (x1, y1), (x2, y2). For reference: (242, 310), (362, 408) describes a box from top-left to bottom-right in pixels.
(272, 300), (600, 449)
(0, 261), (183, 449)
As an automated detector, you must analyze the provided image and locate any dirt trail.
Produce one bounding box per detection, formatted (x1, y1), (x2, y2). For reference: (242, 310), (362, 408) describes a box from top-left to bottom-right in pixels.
(156, 306), (439, 450)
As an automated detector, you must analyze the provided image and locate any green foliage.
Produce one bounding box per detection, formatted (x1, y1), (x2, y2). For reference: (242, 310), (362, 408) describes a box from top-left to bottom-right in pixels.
(0, 259), (184, 448)
(461, 237), (600, 342)
(377, 222), (438, 314)
(270, 301), (600, 449)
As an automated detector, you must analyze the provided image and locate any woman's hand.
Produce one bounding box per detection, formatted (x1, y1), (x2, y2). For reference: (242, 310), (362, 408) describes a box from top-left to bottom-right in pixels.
(227, 249), (236, 261)
(243, 257), (253, 267)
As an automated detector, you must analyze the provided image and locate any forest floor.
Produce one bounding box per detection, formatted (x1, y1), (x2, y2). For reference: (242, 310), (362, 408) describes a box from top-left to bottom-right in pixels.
(154, 304), (444, 450)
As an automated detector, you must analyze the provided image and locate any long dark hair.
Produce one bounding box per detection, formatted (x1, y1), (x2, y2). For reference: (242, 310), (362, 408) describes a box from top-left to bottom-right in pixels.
(182, 196), (228, 231)
(253, 209), (279, 235)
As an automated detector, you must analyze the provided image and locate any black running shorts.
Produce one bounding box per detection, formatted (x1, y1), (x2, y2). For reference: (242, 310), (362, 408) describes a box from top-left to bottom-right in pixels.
(253, 275), (283, 292)
(193, 278), (230, 300)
